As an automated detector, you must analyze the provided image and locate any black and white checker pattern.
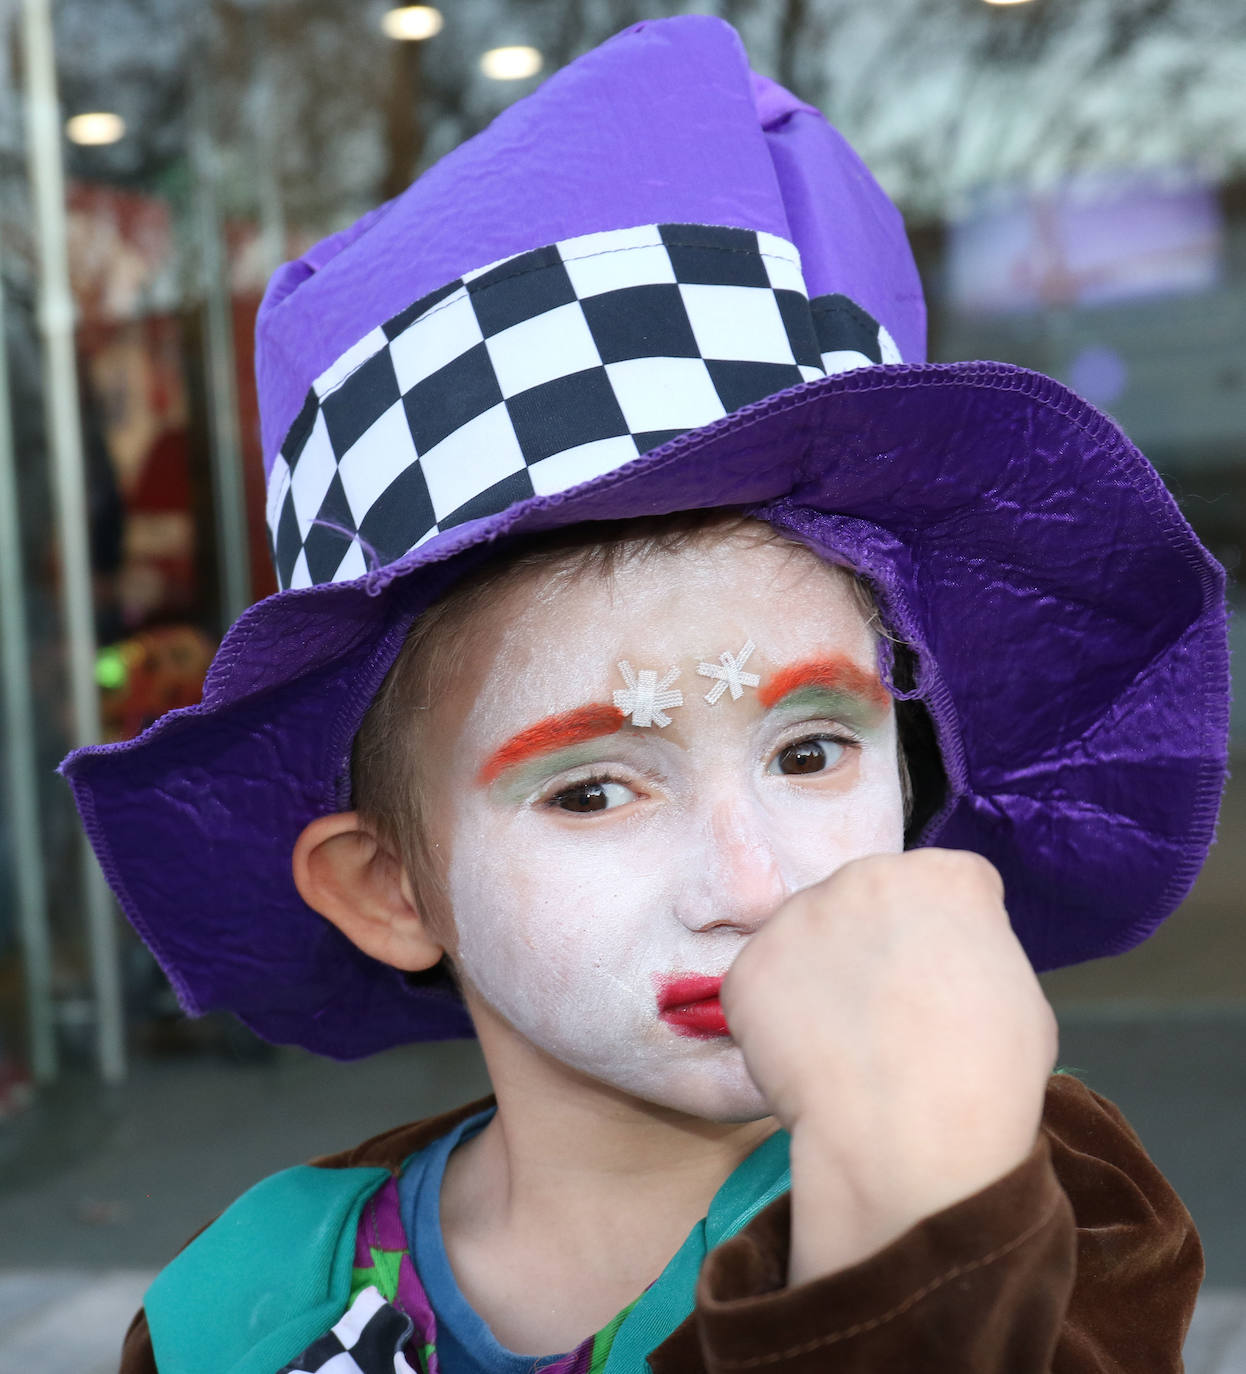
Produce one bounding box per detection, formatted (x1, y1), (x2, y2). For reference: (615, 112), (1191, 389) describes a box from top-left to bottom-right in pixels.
(811, 293), (901, 371)
(276, 1285), (418, 1374)
(266, 223), (904, 590)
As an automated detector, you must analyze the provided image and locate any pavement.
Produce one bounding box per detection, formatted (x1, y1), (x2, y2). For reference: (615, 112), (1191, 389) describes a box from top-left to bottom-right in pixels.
(0, 1270), (153, 1374)
(0, 1011), (1243, 1371)
(0, 1270), (1237, 1374)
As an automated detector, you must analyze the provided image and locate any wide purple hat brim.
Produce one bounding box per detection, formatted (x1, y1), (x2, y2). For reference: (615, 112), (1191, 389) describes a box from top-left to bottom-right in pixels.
(63, 361), (1229, 1059)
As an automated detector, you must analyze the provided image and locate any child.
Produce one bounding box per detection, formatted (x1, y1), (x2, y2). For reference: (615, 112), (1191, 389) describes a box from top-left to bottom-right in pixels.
(62, 16), (1227, 1374)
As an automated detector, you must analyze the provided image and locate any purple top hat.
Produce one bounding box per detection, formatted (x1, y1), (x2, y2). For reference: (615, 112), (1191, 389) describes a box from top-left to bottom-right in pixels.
(62, 17), (1229, 1059)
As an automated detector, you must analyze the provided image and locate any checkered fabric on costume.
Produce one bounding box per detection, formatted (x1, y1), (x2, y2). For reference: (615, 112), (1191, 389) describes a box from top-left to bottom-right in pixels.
(267, 223), (902, 591)
(276, 1285), (419, 1374)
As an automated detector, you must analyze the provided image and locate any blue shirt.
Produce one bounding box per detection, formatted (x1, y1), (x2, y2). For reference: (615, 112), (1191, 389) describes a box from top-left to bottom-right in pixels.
(397, 1106), (570, 1374)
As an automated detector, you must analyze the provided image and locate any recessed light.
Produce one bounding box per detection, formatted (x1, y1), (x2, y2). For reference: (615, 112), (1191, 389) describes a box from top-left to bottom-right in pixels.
(65, 112), (126, 146)
(480, 45), (543, 81)
(381, 6), (444, 41)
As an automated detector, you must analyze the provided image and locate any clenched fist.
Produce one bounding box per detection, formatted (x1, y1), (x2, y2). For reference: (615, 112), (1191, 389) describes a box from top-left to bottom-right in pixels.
(720, 848), (1058, 1284)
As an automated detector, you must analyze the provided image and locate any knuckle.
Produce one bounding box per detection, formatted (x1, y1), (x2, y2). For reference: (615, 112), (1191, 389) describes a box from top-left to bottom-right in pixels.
(920, 847), (1004, 897)
(830, 850), (904, 897)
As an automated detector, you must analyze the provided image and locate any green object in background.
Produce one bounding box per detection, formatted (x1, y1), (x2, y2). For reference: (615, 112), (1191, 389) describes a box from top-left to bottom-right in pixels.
(95, 645), (127, 691)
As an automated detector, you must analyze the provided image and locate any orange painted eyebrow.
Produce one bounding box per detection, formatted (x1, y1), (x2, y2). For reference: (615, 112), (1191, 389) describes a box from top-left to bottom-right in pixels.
(758, 656), (891, 713)
(478, 704), (627, 785)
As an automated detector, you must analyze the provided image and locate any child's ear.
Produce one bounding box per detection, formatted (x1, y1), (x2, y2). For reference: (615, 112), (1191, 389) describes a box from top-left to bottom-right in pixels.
(292, 812), (446, 972)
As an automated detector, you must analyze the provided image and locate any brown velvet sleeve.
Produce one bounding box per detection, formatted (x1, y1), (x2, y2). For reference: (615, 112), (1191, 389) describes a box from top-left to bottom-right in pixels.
(119, 1308), (157, 1374)
(1045, 1075), (1202, 1372)
(676, 1074), (1201, 1374)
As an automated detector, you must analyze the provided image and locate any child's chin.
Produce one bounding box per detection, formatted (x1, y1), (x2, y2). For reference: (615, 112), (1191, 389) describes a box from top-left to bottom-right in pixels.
(684, 1080), (774, 1125)
(656, 1086), (774, 1125)
(613, 1056), (775, 1125)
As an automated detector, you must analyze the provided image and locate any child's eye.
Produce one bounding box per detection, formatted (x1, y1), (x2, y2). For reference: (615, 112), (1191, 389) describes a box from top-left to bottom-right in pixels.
(768, 736), (849, 776)
(550, 779), (636, 813)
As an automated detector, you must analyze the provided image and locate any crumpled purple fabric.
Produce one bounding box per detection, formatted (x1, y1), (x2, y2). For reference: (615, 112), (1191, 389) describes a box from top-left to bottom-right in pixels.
(60, 17), (1229, 1059)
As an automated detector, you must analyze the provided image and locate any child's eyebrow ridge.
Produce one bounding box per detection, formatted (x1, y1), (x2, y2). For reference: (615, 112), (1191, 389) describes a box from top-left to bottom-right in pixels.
(478, 704), (627, 784)
(758, 656), (892, 713)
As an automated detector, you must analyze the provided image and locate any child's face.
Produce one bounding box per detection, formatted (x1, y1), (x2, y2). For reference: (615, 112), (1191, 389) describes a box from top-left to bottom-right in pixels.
(419, 531), (906, 1122)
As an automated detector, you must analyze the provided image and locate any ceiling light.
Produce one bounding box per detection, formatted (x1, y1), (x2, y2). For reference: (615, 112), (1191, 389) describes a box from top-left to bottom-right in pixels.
(480, 45), (543, 81)
(981, 0), (1036, 6)
(65, 112), (126, 146)
(381, 6), (444, 41)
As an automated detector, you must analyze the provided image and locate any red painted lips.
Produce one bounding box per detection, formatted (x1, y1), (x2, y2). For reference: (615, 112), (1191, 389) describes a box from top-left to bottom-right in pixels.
(656, 975), (730, 1038)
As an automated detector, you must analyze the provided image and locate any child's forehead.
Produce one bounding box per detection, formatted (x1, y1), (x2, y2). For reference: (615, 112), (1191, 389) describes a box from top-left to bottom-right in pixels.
(459, 535), (874, 709)
(497, 527), (847, 628)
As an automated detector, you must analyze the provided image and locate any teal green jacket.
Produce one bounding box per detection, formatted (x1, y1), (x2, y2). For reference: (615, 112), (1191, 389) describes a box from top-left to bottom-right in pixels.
(137, 1098), (790, 1374)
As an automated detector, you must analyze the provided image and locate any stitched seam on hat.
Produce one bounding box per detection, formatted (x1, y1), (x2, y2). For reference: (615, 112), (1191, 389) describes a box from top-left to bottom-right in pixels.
(558, 238), (799, 269)
(306, 234), (804, 408)
(67, 773), (202, 1015)
(324, 609), (418, 810)
(1119, 471), (1225, 930)
(711, 1192), (1063, 1367)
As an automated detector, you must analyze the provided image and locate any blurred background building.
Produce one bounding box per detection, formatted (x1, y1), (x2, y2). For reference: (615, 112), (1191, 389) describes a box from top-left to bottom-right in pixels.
(0, 0), (1243, 1365)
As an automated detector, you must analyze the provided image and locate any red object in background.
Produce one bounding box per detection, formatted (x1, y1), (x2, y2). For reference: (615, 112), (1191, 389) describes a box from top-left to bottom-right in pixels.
(66, 182), (176, 334)
(130, 428), (191, 511)
(0, 1054), (34, 1122)
(124, 426), (197, 622)
(233, 293), (278, 603)
(99, 624), (218, 742)
(67, 178), (279, 614)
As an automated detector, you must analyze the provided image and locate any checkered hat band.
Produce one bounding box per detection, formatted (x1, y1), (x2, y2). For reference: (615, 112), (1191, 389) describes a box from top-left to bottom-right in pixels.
(266, 223), (902, 590)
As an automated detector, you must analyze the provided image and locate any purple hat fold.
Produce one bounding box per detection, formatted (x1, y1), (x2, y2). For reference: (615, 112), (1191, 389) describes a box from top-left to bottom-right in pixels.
(62, 16), (1229, 1060)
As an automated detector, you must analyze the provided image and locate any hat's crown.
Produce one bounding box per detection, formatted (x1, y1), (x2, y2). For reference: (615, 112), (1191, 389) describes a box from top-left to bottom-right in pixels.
(266, 222), (905, 589)
(255, 16), (924, 588)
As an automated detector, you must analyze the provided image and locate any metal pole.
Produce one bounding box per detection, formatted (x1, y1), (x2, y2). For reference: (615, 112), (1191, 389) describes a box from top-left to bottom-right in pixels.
(251, 11), (288, 282)
(190, 66), (252, 627)
(20, 0), (126, 1083)
(0, 248), (58, 1083)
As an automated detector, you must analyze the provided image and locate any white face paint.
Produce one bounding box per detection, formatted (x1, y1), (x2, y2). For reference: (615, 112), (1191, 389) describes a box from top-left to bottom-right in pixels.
(419, 532), (906, 1123)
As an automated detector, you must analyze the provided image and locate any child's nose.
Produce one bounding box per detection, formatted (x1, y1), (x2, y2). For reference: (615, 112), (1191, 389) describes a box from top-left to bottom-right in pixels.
(675, 799), (790, 935)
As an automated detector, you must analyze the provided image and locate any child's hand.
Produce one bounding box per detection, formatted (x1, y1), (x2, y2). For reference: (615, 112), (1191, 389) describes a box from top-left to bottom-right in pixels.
(720, 848), (1057, 1284)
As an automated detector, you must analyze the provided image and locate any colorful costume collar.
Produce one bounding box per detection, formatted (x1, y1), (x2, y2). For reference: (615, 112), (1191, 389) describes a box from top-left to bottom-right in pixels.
(143, 1122), (791, 1374)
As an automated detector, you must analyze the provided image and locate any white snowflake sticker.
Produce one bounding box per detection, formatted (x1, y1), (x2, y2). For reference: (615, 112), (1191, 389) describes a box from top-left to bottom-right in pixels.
(697, 639), (761, 705)
(613, 661), (683, 728)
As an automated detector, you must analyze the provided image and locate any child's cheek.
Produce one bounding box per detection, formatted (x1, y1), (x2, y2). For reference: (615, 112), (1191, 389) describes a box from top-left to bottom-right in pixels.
(445, 805), (671, 1042)
(765, 736), (907, 886)
(442, 802), (773, 1118)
